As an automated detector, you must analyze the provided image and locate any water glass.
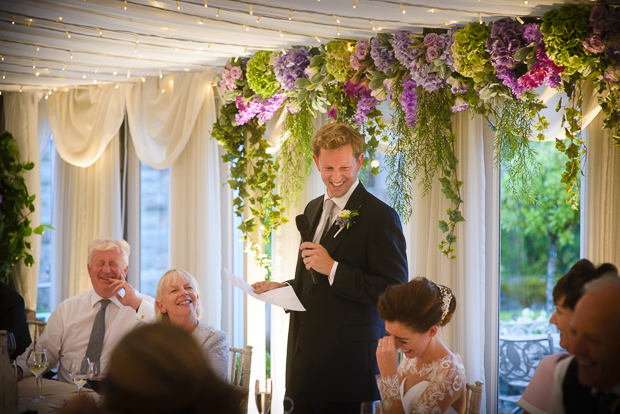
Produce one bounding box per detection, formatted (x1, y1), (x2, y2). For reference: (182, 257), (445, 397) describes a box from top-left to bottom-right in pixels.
(69, 357), (90, 395)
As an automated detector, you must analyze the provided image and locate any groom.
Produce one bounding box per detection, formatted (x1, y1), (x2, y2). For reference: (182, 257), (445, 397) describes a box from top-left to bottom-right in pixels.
(254, 123), (408, 413)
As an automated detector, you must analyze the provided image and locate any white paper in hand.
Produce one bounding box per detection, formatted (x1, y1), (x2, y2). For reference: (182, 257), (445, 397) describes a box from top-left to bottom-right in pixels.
(224, 268), (305, 311)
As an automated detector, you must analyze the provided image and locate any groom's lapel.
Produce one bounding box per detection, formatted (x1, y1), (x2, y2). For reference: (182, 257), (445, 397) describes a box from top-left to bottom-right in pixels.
(306, 197), (324, 236)
(322, 184), (367, 256)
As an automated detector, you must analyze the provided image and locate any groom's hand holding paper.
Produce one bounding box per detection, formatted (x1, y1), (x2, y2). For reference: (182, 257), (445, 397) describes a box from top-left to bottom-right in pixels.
(225, 268), (305, 311)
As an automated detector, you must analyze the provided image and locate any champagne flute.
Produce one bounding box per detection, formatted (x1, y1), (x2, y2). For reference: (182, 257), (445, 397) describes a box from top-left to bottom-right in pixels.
(69, 357), (90, 395)
(87, 361), (106, 395)
(26, 342), (49, 402)
(255, 379), (272, 414)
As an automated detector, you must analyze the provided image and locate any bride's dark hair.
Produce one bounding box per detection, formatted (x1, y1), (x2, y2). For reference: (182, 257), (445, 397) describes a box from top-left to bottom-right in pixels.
(378, 276), (456, 333)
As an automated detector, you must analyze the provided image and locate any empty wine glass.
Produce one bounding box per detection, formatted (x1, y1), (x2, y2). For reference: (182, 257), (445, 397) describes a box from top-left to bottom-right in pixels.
(87, 361), (107, 395)
(69, 357), (90, 395)
(26, 342), (49, 402)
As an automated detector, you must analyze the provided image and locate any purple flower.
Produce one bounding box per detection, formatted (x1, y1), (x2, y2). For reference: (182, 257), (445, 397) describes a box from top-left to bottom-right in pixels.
(583, 36), (605, 54)
(603, 65), (620, 83)
(487, 17), (526, 96)
(353, 93), (378, 125)
(230, 66), (243, 80)
(344, 79), (366, 98)
(370, 37), (397, 76)
(426, 46), (439, 62)
(355, 39), (370, 61)
(392, 32), (417, 71)
(399, 79), (419, 127)
(451, 97), (469, 113)
(590, 5), (607, 22)
(274, 48), (311, 91)
(327, 103), (338, 120)
(424, 33), (438, 46)
(517, 43), (564, 90)
(257, 92), (287, 122)
(235, 95), (262, 125)
(226, 61), (232, 69)
(591, 20), (606, 36)
(522, 24), (542, 44)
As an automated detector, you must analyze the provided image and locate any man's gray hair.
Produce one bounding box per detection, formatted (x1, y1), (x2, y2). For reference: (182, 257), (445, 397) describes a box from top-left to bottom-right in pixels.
(584, 273), (620, 293)
(87, 236), (130, 267)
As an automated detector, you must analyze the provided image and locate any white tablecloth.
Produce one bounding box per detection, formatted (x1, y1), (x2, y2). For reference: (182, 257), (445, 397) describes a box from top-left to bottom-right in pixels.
(18, 376), (99, 413)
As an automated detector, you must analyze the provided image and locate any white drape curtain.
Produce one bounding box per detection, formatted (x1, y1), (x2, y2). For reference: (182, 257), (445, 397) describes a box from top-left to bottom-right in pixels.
(582, 83), (620, 265)
(3, 92), (44, 311)
(405, 112), (487, 400)
(46, 84), (128, 300)
(126, 70), (223, 327)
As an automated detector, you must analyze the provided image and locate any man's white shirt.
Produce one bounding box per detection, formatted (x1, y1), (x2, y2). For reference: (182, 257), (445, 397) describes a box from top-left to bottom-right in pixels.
(313, 179), (360, 285)
(17, 289), (155, 383)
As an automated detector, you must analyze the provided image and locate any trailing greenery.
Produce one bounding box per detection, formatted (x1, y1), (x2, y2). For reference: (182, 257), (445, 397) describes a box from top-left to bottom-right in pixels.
(212, 105), (287, 273)
(0, 131), (51, 285)
(278, 102), (314, 208)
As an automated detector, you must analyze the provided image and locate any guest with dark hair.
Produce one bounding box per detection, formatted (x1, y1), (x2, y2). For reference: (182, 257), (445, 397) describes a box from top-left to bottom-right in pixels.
(376, 277), (466, 414)
(0, 281), (32, 359)
(518, 259), (618, 414)
(104, 323), (243, 414)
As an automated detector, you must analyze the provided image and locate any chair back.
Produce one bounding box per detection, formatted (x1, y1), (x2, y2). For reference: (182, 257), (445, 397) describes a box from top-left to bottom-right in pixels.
(228, 346), (253, 412)
(465, 381), (484, 414)
(26, 319), (47, 342)
(499, 333), (554, 386)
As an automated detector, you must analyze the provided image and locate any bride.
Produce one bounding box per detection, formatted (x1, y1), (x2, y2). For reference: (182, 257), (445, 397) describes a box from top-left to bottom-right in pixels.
(376, 277), (466, 414)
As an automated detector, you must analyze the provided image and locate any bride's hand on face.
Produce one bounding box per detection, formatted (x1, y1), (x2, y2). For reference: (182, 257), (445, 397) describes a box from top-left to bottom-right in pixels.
(376, 335), (399, 378)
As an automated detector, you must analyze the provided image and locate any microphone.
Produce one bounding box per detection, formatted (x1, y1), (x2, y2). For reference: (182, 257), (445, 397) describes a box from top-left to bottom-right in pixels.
(295, 214), (320, 285)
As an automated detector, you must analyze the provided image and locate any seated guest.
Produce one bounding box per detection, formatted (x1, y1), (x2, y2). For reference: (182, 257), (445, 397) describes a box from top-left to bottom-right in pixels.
(519, 260), (618, 414)
(104, 323), (243, 414)
(155, 269), (229, 379)
(16, 236), (155, 383)
(376, 277), (466, 414)
(548, 274), (620, 414)
(0, 281), (32, 359)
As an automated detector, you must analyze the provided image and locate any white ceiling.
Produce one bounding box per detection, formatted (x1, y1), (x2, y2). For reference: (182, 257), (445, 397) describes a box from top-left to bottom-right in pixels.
(0, 0), (592, 92)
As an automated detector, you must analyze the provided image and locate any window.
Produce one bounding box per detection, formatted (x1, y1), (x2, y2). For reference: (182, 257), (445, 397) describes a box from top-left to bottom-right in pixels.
(139, 163), (170, 298)
(498, 140), (580, 413)
(37, 138), (55, 320)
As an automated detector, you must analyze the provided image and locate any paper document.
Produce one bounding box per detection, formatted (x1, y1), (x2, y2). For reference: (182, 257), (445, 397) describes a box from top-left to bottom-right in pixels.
(224, 268), (305, 311)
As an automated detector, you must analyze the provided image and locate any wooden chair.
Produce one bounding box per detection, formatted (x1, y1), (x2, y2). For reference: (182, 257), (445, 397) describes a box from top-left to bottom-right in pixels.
(228, 346), (253, 413)
(26, 319), (47, 342)
(466, 381), (484, 414)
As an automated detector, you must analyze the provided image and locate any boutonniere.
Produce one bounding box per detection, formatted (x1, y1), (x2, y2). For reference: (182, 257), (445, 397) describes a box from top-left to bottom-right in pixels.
(333, 206), (361, 238)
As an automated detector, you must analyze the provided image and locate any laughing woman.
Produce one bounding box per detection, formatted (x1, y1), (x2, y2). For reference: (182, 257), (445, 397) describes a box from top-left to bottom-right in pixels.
(155, 269), (229, 379)
(376, 277), (466, 414)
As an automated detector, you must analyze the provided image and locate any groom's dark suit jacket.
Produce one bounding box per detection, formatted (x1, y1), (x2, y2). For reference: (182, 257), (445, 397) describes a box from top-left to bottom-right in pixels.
(285, 183), (408, 404)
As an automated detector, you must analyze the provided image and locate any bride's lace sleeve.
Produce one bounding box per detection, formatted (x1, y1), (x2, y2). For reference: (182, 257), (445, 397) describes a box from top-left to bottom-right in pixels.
(410, 357), (466, 414)
(377, 373), (401, 412)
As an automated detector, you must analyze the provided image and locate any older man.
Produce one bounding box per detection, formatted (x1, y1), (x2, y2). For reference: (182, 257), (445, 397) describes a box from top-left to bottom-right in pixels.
(549, 276), (620, 414)
(16, 236), (155, 383)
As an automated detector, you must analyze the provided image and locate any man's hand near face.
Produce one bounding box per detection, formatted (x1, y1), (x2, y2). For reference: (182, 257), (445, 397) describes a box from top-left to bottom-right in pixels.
(110, 278), (142, 311)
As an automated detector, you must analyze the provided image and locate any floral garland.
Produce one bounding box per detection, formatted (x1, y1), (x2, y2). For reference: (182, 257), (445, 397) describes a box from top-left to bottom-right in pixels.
(213, 3), (620, 262)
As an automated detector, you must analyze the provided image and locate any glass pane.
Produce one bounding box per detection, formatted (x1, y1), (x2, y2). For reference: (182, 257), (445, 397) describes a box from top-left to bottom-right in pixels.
(37, 138), (54, 317)
(139, 163), (170, 298)
(498, 141), (580, 413)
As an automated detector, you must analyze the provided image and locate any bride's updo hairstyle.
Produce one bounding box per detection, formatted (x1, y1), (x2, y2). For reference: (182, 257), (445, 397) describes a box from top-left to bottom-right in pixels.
(378, 276), (456, 333)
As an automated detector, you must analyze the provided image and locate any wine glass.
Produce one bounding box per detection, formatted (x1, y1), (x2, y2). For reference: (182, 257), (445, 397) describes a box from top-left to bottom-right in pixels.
(255, 379), (272, 414)
(87, 361), (107, 395)
(26, 342), (49, 402)
(69, 357), (90, 395)
(7, 332), (16, 356)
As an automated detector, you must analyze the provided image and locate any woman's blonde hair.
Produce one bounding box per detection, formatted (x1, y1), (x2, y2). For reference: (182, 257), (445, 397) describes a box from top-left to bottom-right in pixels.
(155, 269), (202, 322)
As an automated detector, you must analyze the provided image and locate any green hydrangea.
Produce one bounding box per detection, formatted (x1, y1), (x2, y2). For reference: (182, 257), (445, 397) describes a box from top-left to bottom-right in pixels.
(325, 41), (354, 82)
(540, 5), (592, 76)
(246, 50), (281, 97)
(452, 22), (493, 83)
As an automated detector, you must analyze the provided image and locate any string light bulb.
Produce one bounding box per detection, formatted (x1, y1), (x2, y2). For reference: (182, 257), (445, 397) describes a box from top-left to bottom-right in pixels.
(176, 1), (180, 10)
(199, 17), (205, 24)
(204, 0), (207, 7)
(2, 71), (5, 79)
(141, 76), (146, 82)
(127, 69), (131, 77)
(135, 34), (139, 43)
(353, 0), (358, 9)
(28, 19), (32, 26)
(12, 15), (15, 24)
(478, 13), (482, 24)
(428, 8), (437, 13)
(116, 83), (119, 89)
(243, 25), (249, 31)
(243, 47), (248, 55)
(370, 20), (376, 31)
(69, 51), (73, 59)
(208, 43), (211, 49)
(82, 73), (86, 79)
(35, 45), (40, 51)
(35, 72), (40, 76)
(95, 67), (98, 73)
(56, 17), (62, 22)
(19, 86), (23, 93)
(0, 55), (3, 60)
(279, 30), (283, 37)
(256, 15), (261, 23)
(249, 4), (253, 15)
(62, 65), (67, 70)
(289, 10), (293, 20)
(93, 79), (98, 84)
(337, 26), (340, 36)
(315, 36), (321, 43)
(97, 28), (102, 36)
(333, 15), (340, 23)
(159, 70), (163, 78)
(216, 8), (220, 17)
(524, 0), (528, 4)
(66, 31), (71, 38)
(124, 0), (127, 10)
(32, 61), (36, 68)
(135, 44), (138, 52)
(399, 4), (406, 14)
(516, 16), (524, 24)
(48, 89), (52, 95)
(113, 71), (117, 75)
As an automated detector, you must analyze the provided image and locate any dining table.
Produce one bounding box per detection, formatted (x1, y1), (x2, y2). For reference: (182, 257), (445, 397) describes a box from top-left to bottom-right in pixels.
(18, 376), (99, 414)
